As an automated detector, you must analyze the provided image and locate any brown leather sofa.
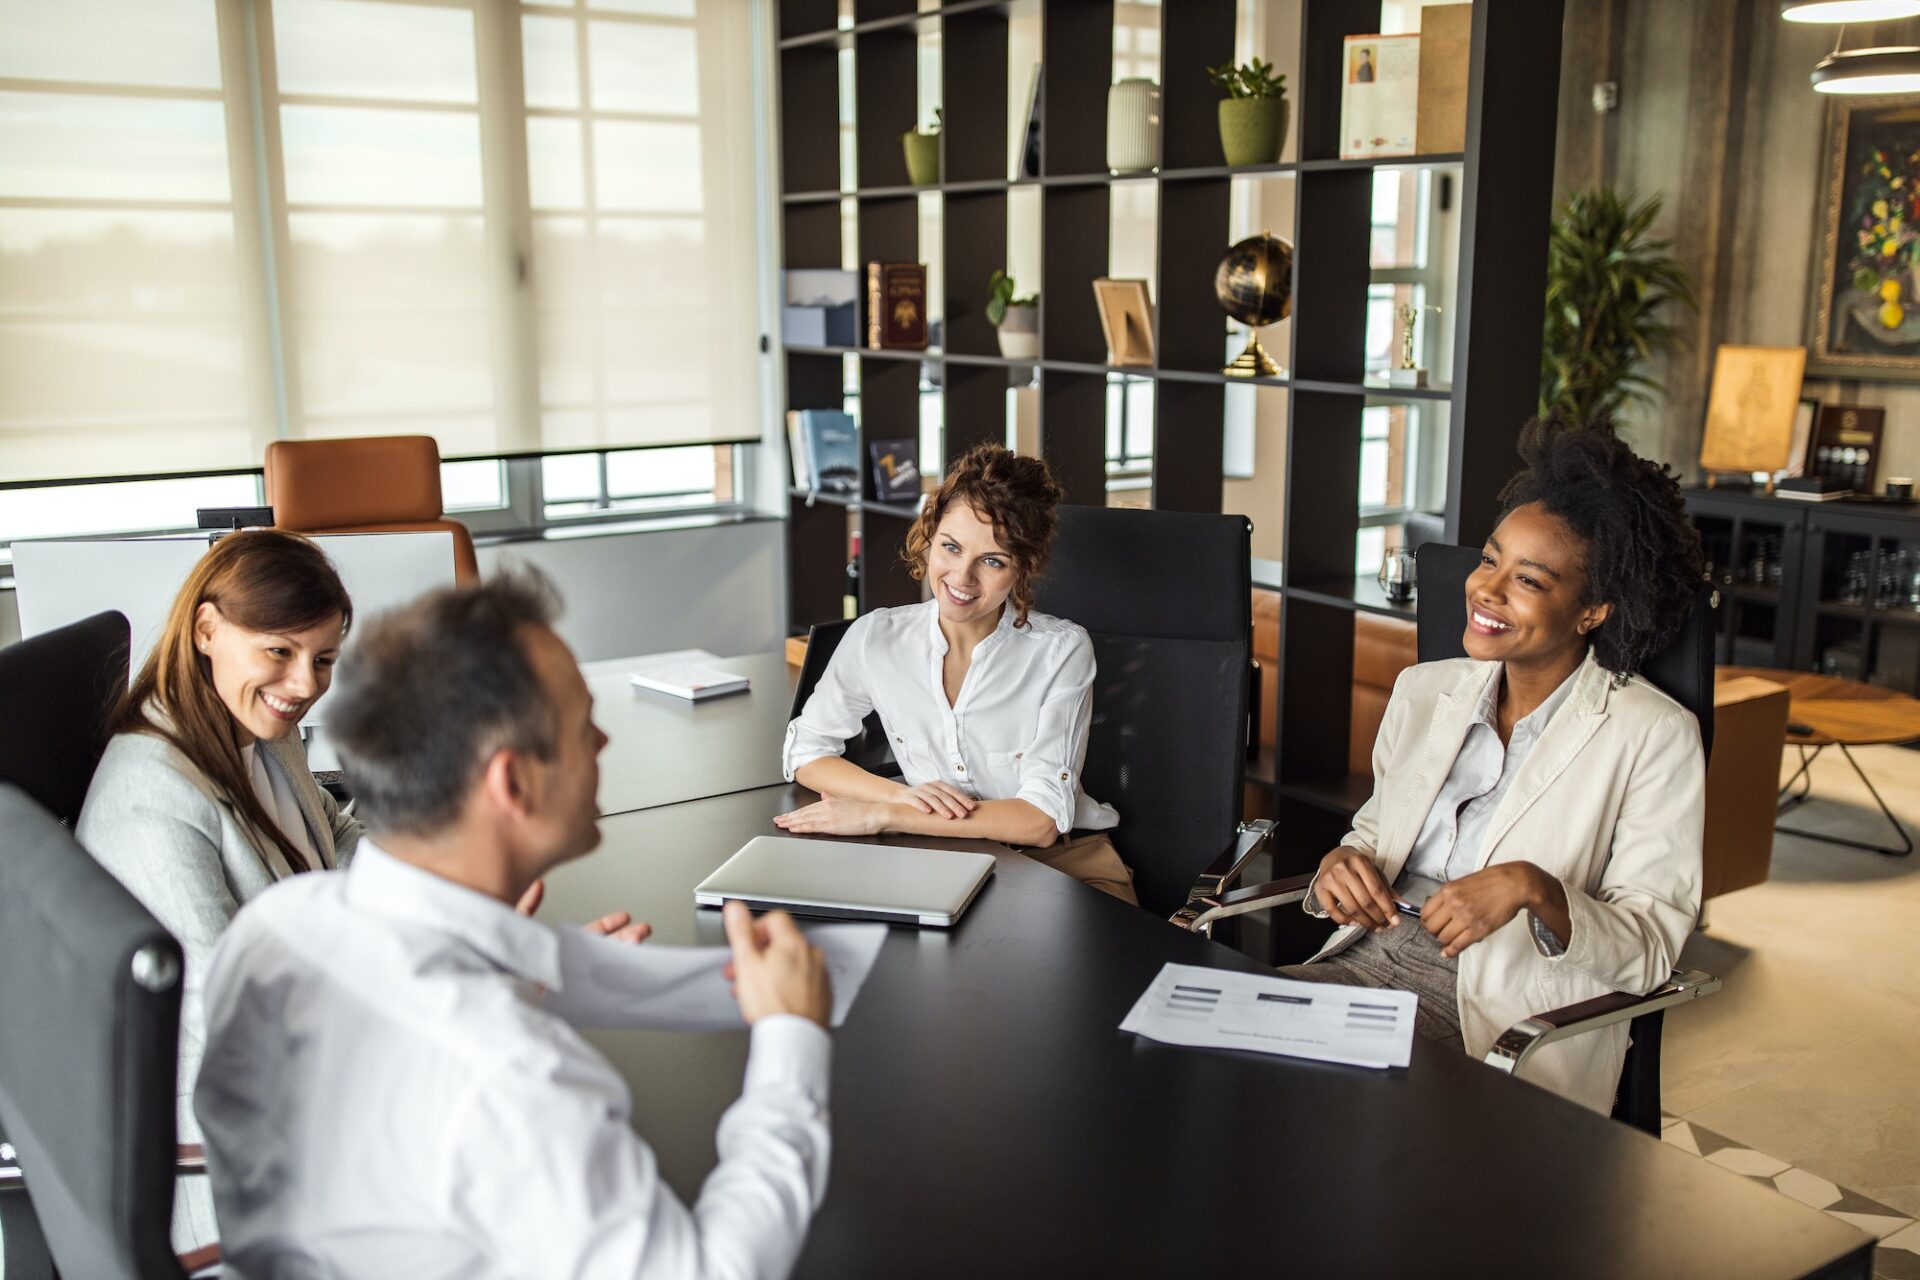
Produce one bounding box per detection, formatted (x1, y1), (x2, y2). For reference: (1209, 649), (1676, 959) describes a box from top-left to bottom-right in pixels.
(264, 435), (480, 583)
(1250, 588), (1783, 902)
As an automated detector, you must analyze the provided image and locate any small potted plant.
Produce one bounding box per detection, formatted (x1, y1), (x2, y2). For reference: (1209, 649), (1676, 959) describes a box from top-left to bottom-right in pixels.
(1207, 58), (1288, 167)
(986, 269), (1038, 359)
(903, 106), (940, 186)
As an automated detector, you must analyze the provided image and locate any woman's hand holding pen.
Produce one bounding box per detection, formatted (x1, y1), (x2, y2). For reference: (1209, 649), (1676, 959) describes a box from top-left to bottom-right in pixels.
(1314, 846), (1402, 933)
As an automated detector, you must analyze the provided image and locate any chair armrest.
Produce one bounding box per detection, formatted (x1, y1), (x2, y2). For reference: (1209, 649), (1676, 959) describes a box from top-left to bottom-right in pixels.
(1168, 820), (1275, 931)
(0, 1141), (208, 1190)
(1482, 970), (1721, 1076)
(1170, 870), (1315, 935)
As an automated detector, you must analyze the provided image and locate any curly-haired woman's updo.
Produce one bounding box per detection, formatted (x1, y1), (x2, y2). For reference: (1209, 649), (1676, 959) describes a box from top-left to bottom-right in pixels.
(1496, 418), (1704, 678)
(903, 443), (1064, 627)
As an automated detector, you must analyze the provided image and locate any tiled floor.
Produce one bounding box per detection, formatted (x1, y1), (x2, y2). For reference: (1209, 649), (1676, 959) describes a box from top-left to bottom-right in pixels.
(1664, 743), (1920, 1279)
(1662, 1114), (1920, 1278)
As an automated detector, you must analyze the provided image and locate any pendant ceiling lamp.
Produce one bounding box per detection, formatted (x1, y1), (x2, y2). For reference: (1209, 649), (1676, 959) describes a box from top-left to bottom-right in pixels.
(1783, 0), (1920, 20)
(1813, 44), (1920, 92)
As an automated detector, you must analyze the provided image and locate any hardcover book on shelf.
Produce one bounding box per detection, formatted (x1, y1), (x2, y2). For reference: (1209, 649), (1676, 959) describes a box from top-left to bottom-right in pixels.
(868, 438), (922, 505)
(795, 409), (860, 495)
(1340, 34), (1420, 160)
(782, 269), (860, 348)
(1014, 63), (1042, 180)
(1414, 5), (1471, 155)
(866, 262), (929, 350)
(785, 410), (813, 490)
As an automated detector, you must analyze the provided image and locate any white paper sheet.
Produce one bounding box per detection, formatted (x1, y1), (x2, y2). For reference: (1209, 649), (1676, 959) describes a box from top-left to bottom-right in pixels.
(1119, 962), (1417, 1069)
(543, 923), (887, 1031)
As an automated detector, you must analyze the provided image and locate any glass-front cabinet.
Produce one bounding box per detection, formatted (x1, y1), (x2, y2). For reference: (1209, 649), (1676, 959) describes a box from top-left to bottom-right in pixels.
(1684, 489), (1920, 693)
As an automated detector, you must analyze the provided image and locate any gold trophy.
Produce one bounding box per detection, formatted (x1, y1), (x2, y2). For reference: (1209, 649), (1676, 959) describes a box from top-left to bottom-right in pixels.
(1388, 303), (1442, 387)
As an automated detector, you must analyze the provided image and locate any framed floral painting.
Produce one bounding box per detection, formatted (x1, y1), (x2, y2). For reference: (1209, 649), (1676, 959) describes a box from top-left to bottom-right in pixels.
(1809, 98), (1920, 382)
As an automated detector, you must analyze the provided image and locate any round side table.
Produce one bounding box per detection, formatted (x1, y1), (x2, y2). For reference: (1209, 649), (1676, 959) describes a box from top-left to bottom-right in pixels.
(1720, 666), (1920, 856)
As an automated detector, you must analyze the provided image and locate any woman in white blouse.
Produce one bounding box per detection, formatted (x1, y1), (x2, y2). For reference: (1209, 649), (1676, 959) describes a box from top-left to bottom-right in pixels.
(778, 443), (1136, 904)
(77, 528), (358, 1250)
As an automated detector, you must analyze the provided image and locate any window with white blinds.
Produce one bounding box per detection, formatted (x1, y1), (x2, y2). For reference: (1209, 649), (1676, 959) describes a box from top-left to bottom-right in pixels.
(0, 0), (763, 484)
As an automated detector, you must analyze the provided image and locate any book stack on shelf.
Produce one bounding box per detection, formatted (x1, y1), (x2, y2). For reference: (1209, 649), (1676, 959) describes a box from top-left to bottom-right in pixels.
(775, 0), (1567, 835)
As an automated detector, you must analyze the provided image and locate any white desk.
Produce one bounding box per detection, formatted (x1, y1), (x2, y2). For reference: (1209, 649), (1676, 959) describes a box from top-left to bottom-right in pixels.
(583, 650), (797, 816)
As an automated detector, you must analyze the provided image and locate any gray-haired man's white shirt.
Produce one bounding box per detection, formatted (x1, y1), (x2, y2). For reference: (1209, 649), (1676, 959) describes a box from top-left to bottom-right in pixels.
(195, 840), (831, 1279)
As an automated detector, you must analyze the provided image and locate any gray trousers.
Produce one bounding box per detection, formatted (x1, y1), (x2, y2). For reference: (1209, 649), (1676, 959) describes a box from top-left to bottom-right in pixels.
(1279, 920), (1464, 1049)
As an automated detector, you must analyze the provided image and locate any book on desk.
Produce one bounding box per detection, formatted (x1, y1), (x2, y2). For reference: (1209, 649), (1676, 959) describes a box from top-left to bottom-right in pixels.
(628, 649), (751, 701)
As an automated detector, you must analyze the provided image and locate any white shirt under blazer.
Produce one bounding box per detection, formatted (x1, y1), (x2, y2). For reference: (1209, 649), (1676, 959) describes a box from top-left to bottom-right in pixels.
(784, 600), (1119, 835)
(194, 841), (833, 1279)
(1309, 651), (1705, 1113)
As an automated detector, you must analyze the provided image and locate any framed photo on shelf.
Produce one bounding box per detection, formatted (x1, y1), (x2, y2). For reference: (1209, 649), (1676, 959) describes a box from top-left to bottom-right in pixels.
(1092, 277), (1155, 367)
(1809, 97), (1920, 382)
(1697, 344), (1807, 476)
(1809, 404), (1885, 492)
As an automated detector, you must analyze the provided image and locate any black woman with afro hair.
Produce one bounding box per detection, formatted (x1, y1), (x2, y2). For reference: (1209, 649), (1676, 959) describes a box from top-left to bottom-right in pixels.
(1279, 418), (1709, 1114)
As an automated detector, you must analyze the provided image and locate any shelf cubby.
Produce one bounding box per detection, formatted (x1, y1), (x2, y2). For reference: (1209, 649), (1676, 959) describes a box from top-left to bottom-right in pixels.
(775, 0), (1573, 810)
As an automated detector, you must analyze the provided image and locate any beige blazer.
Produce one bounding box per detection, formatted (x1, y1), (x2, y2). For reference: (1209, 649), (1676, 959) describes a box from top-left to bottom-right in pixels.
(1307, 651), (1705, 1113)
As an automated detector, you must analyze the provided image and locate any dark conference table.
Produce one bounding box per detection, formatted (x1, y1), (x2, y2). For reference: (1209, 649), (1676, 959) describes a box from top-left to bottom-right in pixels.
(540, 780), (1875, 1278)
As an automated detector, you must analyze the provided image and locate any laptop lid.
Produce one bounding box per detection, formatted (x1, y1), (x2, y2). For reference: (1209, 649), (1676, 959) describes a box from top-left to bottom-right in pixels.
(694, 835), (995, 927)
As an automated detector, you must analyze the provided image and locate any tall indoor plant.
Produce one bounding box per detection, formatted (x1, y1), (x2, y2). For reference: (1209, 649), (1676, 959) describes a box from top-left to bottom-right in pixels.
(1540, 186), (1697, 426)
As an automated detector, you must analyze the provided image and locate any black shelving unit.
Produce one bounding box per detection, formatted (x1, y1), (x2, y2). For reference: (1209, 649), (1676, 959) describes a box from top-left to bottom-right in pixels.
(1688, 488), (1920, 692)
(776, 0), (1570, 821)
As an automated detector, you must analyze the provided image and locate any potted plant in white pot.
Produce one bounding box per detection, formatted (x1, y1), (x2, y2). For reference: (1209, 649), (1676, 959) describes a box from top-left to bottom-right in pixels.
(987, 270), (1038, 359)
(1207, 58), (1288, 167)
(903, 107), (940, 186)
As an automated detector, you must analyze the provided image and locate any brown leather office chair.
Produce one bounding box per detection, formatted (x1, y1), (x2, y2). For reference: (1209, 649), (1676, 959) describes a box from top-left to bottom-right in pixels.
(264, 436), (479, 583)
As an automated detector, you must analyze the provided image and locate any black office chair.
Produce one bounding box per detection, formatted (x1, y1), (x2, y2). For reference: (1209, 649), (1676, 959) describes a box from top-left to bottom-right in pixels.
(0, 785), (208, 1279)
(1177, 544), (1720, 1133)
(1034, 506), (1271, 918)
(788, 619), (900, 779)
(0, 610), (130, 824)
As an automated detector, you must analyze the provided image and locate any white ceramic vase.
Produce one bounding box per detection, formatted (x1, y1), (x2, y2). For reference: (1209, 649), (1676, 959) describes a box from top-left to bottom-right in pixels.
(996, 304), (1040, 360)
(1106, 78), (1160, 173)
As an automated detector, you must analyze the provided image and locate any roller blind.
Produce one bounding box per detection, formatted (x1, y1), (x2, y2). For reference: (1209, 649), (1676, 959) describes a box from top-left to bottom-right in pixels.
(0, 0), (762, 485)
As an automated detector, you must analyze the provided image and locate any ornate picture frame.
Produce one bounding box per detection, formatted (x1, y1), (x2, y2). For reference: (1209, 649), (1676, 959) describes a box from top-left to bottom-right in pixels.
(1809, 97), (1920, 383)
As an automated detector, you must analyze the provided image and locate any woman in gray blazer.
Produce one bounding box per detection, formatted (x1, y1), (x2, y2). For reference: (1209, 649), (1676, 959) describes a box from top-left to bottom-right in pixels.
(78, 528), (356, 1251)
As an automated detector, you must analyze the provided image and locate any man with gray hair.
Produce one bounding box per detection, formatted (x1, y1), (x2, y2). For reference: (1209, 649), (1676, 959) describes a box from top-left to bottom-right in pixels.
(193, 569), (834, 1278)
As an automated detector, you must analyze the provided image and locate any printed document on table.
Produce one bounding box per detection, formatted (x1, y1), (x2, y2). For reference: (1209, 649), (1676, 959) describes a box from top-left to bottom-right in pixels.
(543, 923), (886, 1031)
(1120, 962), (1416, 1069)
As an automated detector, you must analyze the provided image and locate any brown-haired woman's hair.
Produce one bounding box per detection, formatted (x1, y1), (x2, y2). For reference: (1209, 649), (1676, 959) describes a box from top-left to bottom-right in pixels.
(902, 443), (1063, 627)
(109, 528), (353, 873)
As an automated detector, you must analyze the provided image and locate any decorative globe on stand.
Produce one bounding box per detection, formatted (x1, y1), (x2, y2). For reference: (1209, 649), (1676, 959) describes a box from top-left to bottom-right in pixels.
(1214, 231), (1293, 377)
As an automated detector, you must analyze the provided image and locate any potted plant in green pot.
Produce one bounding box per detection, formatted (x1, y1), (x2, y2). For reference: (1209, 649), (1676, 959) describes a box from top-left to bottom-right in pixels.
(903, 107), (940, 187)
(987, 270), (1038, 360)
(1539, 186), (1696, 426)
(1208, 58), (1288, 167)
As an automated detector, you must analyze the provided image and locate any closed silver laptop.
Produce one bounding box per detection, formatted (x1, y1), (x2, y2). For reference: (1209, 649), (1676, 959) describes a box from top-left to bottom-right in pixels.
(694, 835), (996, 927)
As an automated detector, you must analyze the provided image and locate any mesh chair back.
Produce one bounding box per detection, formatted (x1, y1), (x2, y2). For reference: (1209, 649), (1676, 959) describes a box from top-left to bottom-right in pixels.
(0, 610), (129, 825)
(0, 786), (186, 1280)
(1035, 507), (1251, 916)
(790, 620), (899, 778)
(1413, 542), (1713, 1134)
(1412, 543), (1714, 757)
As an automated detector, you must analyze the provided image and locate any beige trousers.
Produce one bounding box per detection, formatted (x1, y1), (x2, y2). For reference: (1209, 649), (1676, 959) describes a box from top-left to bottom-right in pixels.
(1023, 831), (1138, 906)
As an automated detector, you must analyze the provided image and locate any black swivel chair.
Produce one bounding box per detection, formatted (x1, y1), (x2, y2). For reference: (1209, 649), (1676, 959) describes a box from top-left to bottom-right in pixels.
(1034, 505), (1271, 918)
(788, 619), (900, 778)
(1177, 544), (1720, 1133)
(0, 785), (207, 1279)
(0, 610), (130, 824)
